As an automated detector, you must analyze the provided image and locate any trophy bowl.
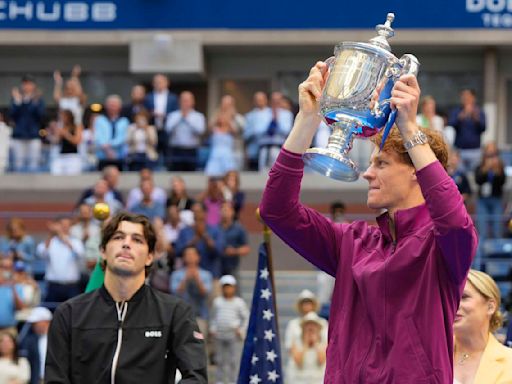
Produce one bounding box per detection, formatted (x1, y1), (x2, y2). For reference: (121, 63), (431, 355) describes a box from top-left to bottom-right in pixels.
(303, 13), (419, 181)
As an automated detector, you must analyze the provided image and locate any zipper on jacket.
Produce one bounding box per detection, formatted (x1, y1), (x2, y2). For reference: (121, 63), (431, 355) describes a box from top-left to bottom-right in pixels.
(358, 239), (397, 383)
(111, 301), (128, 384)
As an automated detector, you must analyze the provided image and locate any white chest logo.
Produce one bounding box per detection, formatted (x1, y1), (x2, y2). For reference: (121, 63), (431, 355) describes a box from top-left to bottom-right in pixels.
(145, 330), (162, 338)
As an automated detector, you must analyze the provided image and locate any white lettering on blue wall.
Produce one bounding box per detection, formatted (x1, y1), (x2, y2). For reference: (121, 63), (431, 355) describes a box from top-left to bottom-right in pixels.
(467, 0), (512, 13)
(0, 1), (116, 22)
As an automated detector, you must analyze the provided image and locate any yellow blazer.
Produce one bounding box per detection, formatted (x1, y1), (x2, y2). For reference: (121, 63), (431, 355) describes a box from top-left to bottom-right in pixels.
(473, 333), (512, 384)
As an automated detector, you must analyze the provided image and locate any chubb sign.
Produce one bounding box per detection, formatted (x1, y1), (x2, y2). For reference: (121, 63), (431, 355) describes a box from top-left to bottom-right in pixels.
(0, 1), (117, 22)
(467, 0), (512, 27)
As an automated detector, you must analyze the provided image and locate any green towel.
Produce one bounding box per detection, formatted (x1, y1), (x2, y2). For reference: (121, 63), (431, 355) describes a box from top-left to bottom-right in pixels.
(85, 261), (105, 293)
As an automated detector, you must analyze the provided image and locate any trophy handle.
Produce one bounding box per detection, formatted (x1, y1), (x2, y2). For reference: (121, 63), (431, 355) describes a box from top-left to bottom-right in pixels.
(379, 54), (420, 150)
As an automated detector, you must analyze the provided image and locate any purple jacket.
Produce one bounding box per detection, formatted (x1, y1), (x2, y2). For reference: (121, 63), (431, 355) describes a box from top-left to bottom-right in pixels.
(260, 149), (478, 384)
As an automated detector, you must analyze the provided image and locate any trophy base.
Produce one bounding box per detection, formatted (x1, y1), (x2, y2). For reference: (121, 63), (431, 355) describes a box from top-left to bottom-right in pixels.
(303, 148), (359, 182)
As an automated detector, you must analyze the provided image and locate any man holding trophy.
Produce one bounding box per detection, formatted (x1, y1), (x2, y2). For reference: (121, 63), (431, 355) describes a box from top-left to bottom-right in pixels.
(260, 14), (477, 384)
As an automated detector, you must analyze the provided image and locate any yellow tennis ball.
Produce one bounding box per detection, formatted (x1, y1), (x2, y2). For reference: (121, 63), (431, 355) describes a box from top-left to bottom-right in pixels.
(93, 203), (110, 221)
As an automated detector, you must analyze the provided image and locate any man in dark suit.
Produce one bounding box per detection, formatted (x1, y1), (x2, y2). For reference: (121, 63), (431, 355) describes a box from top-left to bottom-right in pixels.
(22, 307), (52, 384)
(144, 74), (179, 164)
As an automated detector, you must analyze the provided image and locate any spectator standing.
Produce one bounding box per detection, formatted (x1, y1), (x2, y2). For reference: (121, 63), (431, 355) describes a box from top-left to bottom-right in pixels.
(70, 203), (102, 273)
(448, 149), (472, 205)
(93, 94), (129, 170)
(0, 218), (36, 271)
(474, 142), (506, 240)
(79, 108), (101, 171)
(126, 168), (167, 211)
(83, 179), (124, 217)
(449, 89), (486, 171)
(50, 109), (83, 175)
(9, 75), (45, 172)
(286, 312), (327, 384)
(21, 307), (52, 384)
(219, 202), (250, 279)
(257, 91), (294, 170)
(12, 261), (40, 323)
(198, 177), (225, 227)
(416, 95), (445, 133)
(130, 179), (166, 221)
(0, 331), (30, 384)
(165, 91), (206, 171)
(166, 176), (196, 226)
(205, 113), (238, 177)
(53, 65), (86, 126)
(144, 74), (179, 163)
(170, 246), (213, 337)
(77, 165), (124, 208)
(122, 84), (147, 122)
(284, 290), (327, 355)
(222, 171), (245, 221)
(0, 112), (12, 173)
(0, 256), (25, 335)
(126, 110), (158, 171)
(175, 205), (224, 279)
(37, 216), (84, 303)
(244, 92), (271, 170)
(209, 275), (249, 384)
(210, 95), (245, 169)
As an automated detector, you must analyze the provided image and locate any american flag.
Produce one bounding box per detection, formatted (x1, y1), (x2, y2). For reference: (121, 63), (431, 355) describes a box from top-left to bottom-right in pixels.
(238, 243), (283, 384)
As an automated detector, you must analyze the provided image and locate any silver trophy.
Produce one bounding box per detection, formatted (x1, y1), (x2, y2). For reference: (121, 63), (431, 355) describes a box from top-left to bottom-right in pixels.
(303, 13), (420, 181)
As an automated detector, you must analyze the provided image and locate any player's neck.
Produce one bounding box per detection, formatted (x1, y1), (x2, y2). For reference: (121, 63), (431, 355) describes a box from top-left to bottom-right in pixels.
(104, 272), (145, 302)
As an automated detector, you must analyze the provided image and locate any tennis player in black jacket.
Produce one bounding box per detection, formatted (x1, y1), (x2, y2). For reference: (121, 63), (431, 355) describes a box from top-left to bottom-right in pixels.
(45, 212), (207, 383)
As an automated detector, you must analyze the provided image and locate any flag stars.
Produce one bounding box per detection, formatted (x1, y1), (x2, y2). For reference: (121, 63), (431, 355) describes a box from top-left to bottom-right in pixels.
(259, 268), (269, 280)
(267, 370), (280, 382)
(251, 353), (259, 366)
(260, 288), (272, 300)
(249, 374), (262, 384)
(266, 349), (278, 363)
(264, 329), (275, 342)
(262, 309), (274, 321)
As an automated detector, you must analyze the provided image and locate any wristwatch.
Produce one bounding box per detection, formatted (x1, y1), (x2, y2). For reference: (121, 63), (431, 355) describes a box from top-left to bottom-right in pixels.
(403, 130), (428, 150)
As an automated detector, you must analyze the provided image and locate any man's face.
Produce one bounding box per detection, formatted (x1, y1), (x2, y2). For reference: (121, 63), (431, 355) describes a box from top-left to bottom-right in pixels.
(106, 98), (122, 116)
(254, 92), (268, 108)
(362, 148), (416, 213)
(460, 90), (475, 106)
(153, 75), (168, 92)
(21, 80), (36, 95)
(131, 85), (146, 102)
(180, 92), (194, 110)
(101, 221), (153, 277)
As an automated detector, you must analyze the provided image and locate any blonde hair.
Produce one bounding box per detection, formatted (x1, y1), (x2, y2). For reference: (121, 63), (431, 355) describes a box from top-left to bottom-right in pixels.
(467, 269), (504, 333)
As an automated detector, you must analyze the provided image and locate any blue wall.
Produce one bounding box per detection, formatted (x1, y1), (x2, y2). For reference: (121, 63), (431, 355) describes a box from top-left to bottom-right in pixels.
(0, 0), (510, 29)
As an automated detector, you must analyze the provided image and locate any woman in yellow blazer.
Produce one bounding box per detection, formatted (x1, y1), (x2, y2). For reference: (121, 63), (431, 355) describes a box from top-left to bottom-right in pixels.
(454, 269), (512, 384)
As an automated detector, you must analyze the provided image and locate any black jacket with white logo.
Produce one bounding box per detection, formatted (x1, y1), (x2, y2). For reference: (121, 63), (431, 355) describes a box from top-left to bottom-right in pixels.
(45, 284), (207, 383)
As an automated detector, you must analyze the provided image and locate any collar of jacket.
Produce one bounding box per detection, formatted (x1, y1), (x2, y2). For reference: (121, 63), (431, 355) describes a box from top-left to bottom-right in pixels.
(99, 283), (147, 303)
(474, 333), (512, 383)
(376, 203), (430, 243)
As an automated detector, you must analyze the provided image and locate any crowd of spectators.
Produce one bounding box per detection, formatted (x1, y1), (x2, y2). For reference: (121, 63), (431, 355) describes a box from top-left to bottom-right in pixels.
(0, 167), (253, 383)
(0, 69), (297, 176)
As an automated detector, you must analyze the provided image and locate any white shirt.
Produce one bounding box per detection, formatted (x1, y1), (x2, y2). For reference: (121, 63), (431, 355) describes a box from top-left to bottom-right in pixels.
(39, 334), (48, 379)
(165, 110), (206, 148)
(37, 236), (84, 282)
(126, 186), (167, 210)
(154, 91), (169, 117)
(0, 357), (31, 384)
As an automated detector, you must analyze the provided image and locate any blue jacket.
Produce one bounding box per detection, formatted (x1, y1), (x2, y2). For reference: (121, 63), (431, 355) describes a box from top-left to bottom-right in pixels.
(10, 98), (45, 139)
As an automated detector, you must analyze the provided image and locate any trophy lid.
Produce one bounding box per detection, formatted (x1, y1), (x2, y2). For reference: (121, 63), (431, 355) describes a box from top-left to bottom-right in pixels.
(369, 13), (395, 51)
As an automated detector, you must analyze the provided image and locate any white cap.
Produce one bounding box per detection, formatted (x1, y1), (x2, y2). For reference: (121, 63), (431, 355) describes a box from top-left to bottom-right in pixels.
(219, 275), (237, 286)
(301, 311), (324, 327)
(27, 307), (53, 323)
(297, 289), (316, 302)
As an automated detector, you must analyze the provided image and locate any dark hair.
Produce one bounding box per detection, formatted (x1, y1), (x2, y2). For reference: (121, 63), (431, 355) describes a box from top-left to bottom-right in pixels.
(0, 331), (20, 364)
(330, 201), (346, 215)
(99, 212), (156, 276)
